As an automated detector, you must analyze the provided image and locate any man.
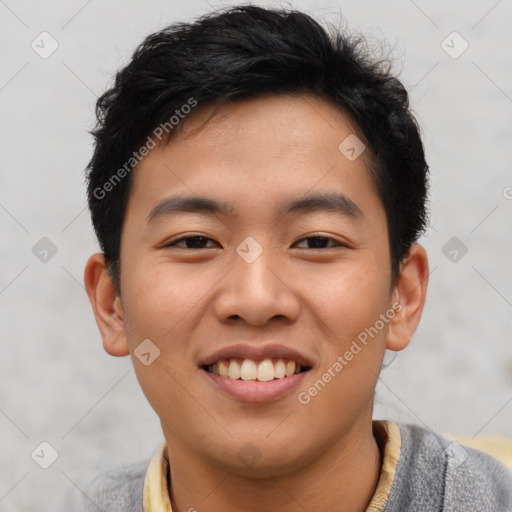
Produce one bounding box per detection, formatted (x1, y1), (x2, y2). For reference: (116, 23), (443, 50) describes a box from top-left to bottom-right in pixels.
(79, 5), (512, 511)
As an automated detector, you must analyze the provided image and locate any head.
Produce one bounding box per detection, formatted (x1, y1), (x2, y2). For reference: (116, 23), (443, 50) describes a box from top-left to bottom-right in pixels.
(85, 5), (429, 476)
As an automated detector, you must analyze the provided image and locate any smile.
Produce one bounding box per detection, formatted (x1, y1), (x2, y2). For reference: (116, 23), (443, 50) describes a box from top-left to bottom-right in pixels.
(199, 344), (314, 402)
(204, 357), (311, 382)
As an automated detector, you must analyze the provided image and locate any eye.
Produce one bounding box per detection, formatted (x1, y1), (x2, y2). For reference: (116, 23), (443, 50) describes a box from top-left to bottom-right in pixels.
(293, 236), (346, 249)
(163, 235), (218, 249)
(162, 235), (346, 250)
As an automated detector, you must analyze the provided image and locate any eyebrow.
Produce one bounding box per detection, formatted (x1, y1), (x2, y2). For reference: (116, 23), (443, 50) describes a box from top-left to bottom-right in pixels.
(147, 191), (364, 223)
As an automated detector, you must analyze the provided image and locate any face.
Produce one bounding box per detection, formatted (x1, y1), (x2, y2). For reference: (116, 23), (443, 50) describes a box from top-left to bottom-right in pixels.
(90, 94), (421, 476)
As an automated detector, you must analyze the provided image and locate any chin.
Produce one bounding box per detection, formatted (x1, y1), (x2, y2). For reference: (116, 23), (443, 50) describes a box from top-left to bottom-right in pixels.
(204, 435), (313, 478)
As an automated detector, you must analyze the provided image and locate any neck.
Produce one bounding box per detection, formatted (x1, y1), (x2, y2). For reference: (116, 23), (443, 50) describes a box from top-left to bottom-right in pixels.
(164, 419), (383, 512)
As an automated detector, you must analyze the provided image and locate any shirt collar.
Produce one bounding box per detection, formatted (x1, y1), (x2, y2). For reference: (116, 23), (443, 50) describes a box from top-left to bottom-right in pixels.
(143, 440), (172, 512)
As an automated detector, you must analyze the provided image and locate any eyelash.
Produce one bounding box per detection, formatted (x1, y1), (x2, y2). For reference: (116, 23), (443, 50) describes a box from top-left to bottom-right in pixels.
(163, 235), (347, 250)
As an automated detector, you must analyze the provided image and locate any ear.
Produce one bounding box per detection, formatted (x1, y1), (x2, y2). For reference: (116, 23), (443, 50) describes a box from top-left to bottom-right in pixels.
(84, 253), (130, 357)
(386, 243), (429, 352)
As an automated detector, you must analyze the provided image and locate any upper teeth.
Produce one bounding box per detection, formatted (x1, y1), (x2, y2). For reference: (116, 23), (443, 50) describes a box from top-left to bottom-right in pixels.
(208, 358), (302, 381)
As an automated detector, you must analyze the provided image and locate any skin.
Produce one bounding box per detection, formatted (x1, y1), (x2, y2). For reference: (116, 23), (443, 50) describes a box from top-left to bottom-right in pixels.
(85, 94), (429, 512)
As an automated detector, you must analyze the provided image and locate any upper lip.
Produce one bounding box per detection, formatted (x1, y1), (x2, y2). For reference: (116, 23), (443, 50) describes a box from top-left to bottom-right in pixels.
(198, 344), (314, 368)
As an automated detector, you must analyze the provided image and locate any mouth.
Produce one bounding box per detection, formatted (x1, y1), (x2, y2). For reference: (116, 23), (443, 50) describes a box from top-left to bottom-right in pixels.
(202, 357), (312, 382)
(199, 345), (313, 402)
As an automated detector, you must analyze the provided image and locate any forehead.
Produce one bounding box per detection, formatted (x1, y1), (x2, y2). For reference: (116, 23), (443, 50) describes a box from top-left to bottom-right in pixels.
(127, 94), (383, 225)
(174, 94), (366, 161)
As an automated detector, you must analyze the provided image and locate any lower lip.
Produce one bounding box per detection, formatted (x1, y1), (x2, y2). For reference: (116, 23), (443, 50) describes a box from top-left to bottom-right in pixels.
(201, 369), (309, 403)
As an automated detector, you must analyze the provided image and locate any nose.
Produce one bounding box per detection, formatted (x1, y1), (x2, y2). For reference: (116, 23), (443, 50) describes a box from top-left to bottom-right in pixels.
(212, 239), (301, 327)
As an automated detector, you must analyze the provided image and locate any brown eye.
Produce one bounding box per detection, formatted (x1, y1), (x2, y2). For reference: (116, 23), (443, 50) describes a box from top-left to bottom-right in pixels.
(165, 236), (218, 249)
(294, 236), (345, 249)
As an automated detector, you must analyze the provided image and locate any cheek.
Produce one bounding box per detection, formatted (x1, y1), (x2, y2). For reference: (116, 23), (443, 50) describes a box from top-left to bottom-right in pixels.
(121, 260), (206, 387)
(297, 268), (389, 409)
(304, 258), (390, 338)
(121, 260), (199, 341)
(121, 264), (203, 424)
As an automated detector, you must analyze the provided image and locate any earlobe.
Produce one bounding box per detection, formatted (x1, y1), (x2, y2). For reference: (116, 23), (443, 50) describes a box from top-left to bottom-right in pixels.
(84, 254), (130, 357)
(386, 244), (429, 352)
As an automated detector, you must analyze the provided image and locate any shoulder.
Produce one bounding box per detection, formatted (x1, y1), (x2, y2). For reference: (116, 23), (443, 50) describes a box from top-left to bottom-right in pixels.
(64, 459), (149, 512)
(385, 422), (512, 512)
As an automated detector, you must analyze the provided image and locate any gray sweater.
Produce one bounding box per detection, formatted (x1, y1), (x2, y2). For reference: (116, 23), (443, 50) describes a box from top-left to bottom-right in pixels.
(67, 423), (512, 511)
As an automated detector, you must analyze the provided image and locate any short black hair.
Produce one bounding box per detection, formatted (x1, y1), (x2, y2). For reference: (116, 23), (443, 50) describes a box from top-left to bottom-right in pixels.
(86, 4), (430, 294)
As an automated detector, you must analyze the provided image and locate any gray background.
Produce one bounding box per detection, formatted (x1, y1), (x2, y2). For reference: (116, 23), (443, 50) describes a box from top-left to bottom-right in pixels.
(1, 0), (511, 510)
